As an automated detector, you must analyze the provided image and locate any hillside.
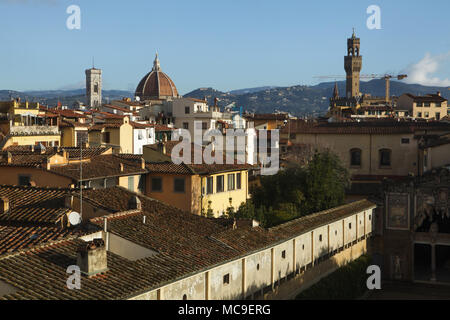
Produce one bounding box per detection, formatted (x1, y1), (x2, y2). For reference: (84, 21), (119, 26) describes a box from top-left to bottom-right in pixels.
(1, 80), (448, 116)
(185, 80), (450, 116)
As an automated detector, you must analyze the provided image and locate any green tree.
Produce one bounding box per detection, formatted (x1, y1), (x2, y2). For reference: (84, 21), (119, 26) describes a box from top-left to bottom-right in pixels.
(236, 150), (349, 227)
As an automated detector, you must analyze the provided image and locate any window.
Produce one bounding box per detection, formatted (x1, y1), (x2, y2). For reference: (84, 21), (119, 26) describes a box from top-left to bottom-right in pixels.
(183, 122), (189, 130)
(227, 174), (235, 191)
(256, 263), (260, 271)
(102, 132), (110, 143)
(216, 175), (224, 193)
(335, 230), (338, 235)
(128, 176), (134, 192)
(185, 106), (190, 114)
(319, 234), (323, 242)
(18, 175), (31, 186)
(236, 173), (242, 189)
(417, 112), (422, 117)
(223, 274), (230, 285)
(401, 138), (410, 144)
(350, 148), (361, 166)
(424, 102), (430, 107)
(349, 223), (352, 229)
(424, 112), (429, 118)
(417, 102), (423, 107)
(182, 294), (187, 300)
(302, 244), (305, 250)
(379, 149), (391, 167)
(281, 250), (286, 259)
(206, 177), (213, 194)
(174, 178), (185, 193)
(369, 215), (372, 221)
(151, 177), (162, 192)
(202, 122), (208, 130)
(436, 112), (441, 120)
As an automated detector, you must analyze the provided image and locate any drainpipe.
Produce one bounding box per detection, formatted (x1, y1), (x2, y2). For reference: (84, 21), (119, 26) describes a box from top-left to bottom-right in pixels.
(103, 216), (109, 251)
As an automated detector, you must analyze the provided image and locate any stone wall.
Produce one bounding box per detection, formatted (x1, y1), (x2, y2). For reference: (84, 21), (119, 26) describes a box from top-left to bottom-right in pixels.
(130, 207), (375, 300)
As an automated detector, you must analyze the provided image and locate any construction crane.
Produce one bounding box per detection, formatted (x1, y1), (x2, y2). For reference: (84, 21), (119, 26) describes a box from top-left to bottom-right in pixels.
(314, 74), (407, 103)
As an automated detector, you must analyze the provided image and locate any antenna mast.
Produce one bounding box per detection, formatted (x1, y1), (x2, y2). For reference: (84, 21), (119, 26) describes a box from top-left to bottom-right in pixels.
(80, 141), (83, 222)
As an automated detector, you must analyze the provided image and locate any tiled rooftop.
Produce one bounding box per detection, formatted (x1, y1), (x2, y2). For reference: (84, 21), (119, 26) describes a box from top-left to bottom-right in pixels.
(0, 184), (374, 300)
(49, 154), (146, 181)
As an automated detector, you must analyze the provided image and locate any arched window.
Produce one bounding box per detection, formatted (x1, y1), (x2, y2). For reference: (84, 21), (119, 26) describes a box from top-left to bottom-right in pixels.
(182, 294), (187, 300)
(379, 149), (392, 167)
(350, 148), (362, 166)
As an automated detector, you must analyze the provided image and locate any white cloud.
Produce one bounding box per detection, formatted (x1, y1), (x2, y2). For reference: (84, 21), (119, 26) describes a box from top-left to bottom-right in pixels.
(402, 52), (450, 87)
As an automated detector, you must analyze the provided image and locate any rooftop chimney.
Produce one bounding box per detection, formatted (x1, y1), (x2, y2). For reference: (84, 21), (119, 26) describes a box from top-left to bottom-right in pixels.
(46, 158), (51, 170)
(77, 239), (108, 277)
(0, 197), (9, 214)
(119, 163), (124, 172)
(7, 152), (12, 165)
(158, 141), (166, 155)
(141, 157), (146, 170)
(128, 195), (142, 211)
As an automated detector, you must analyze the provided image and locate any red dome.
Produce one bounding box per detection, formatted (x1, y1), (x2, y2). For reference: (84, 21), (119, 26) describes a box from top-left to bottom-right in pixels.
(135, 54), (179, 100)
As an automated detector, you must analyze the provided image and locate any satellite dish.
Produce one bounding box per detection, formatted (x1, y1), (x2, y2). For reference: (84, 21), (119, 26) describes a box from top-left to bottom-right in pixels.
(68, 211), (82, 226)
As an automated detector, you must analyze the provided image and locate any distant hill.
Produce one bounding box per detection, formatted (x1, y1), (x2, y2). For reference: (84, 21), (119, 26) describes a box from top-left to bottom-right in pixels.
(228, 86), (279, 95)
(2, 80), (449, 115)
(0, 89), (133, 108)
(185, 80), (450, 116)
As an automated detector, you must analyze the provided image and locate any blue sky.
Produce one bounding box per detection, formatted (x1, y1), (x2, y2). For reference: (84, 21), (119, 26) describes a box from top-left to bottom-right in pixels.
(1, 0), (450, 93)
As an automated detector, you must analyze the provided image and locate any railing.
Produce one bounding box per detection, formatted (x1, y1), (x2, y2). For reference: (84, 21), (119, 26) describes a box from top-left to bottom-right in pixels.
(9, 125), (60, 136)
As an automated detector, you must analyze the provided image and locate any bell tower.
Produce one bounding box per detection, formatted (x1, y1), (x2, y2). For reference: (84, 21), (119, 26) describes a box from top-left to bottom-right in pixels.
(344, 29), (362, 98)
(85, 66), (102, 108)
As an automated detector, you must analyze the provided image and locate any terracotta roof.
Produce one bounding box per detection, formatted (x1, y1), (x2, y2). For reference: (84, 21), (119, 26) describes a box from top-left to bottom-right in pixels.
(0, 197), (374, 299)
(49, 154), (146, 181)
(0, 225), (88, 255)
(144, 142), (254, 174)
(135, 54), (179, 100)
(404, 93), (447, 103)
(0, 185), (70, 225)
(46, 109), (88, 118)
(102, 104), (133, 113)
(2, 146), (111, 162)
(0, 154), (49, 167)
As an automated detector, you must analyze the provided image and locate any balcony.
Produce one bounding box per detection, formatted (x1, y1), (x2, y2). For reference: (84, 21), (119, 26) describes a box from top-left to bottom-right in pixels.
(9, 125), (60, 136)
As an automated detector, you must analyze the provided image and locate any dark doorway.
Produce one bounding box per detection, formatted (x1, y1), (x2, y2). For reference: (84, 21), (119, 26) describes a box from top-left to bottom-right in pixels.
(414, 243), (431, 281)
(436, 245), (450, 283)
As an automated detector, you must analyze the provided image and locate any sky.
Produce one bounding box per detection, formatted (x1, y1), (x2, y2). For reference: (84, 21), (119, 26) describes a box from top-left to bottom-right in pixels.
(0, 0), (450, 94)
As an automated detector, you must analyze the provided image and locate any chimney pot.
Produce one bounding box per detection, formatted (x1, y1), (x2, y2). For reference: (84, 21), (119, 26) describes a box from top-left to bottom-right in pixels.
(128, 195), (142, 211)
(77, 239), (108, 277)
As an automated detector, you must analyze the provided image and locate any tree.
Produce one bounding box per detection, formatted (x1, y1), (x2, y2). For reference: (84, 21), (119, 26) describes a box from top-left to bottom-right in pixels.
(237, 149), (349, 227)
